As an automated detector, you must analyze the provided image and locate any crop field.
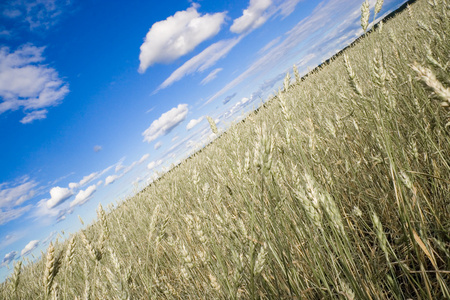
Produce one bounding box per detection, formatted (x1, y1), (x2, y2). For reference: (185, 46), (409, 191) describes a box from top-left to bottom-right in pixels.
(1, 0), (449, 298)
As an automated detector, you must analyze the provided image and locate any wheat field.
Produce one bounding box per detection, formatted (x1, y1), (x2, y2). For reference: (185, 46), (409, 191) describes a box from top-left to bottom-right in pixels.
(1, 0), (449, 299)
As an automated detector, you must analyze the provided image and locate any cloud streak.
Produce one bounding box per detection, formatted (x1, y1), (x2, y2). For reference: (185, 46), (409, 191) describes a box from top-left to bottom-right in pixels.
(201, 68), (222, 85)
(156, 37), (242, 91)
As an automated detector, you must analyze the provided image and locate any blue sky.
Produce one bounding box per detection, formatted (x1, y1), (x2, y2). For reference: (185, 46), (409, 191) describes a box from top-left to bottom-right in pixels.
(0, 0), (407, 281)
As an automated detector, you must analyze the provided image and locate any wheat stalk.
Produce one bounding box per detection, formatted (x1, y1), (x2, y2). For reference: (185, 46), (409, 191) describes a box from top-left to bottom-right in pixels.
(361, 0), (370, 32)
(65, 236), (76, 269)
(43, 242), (56, 297)
(10, 261), (22, 298)
(206, 116), (218, 134)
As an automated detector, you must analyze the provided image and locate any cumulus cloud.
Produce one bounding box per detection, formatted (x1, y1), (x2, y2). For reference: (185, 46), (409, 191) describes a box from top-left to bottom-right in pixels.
(0, 45), (69, 123)
(142, 104), (188, 143)
(21, 239), (39, 256)
(230, 0), (272, 34)
(70, 184), (96, 207)
(105, 175), (119, 186)
(46, 186), (72, 209)
(139, 5), (226, 73)
(1, 251), (17, 266)
(186, 116), (204, 130)
(154, 141), (162, 150)
(201, 68), (222, 85)
(157, 37), (241, 91)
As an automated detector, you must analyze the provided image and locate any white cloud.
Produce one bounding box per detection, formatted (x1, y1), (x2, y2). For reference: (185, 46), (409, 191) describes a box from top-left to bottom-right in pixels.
(139, 5), (226, 73)
(157, 37), (241, 91)
(35, 199), (61, 218)
(70, 184), (96, 207)
(1, 251), (17, 266)
(0, 177), (37, 208)
(68, 182), (78, 190)
(21, 240), (39, 256)
(186, 116), (204, 130)
(147, 161), (156, 170)
(201, 68), (222, 85)
(0, 206), (32, 225)
(20, 109), (47, 124)
(93, 145), (102, 152)
(138, 154), (150, 164)
(0, 45), (69, 123)
(147, 160), (162, 170)
(142, 104), (188, 143)
(154, 141), (162, 150)
(105, 175), (119, 186)
(46, 186), (72, 208)
(231, 0), (272, 34)
(115, 163), (124, 173)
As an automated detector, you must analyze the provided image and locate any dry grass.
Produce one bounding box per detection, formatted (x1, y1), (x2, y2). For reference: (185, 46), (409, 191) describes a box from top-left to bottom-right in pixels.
(1, 0), (449, 298)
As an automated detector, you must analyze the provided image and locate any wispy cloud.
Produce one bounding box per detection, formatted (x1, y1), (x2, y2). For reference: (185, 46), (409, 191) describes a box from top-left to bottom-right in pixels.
(275, 0), (304, 18)
(206, 0), (365, 105)
(201, 68), (223, 85)
(139, 4), (226, 73)
(156, 37), (242, 91)
(0, 45), (69, 123)
(2, 0), (71, 31)
(0, 176), (37, 208)
(0, 205), (32, 226)
(154, 141), (162, 150)
(142, 104), (188, 143)
(0, 176), (37, 225)
(139, 154), (150, 164)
